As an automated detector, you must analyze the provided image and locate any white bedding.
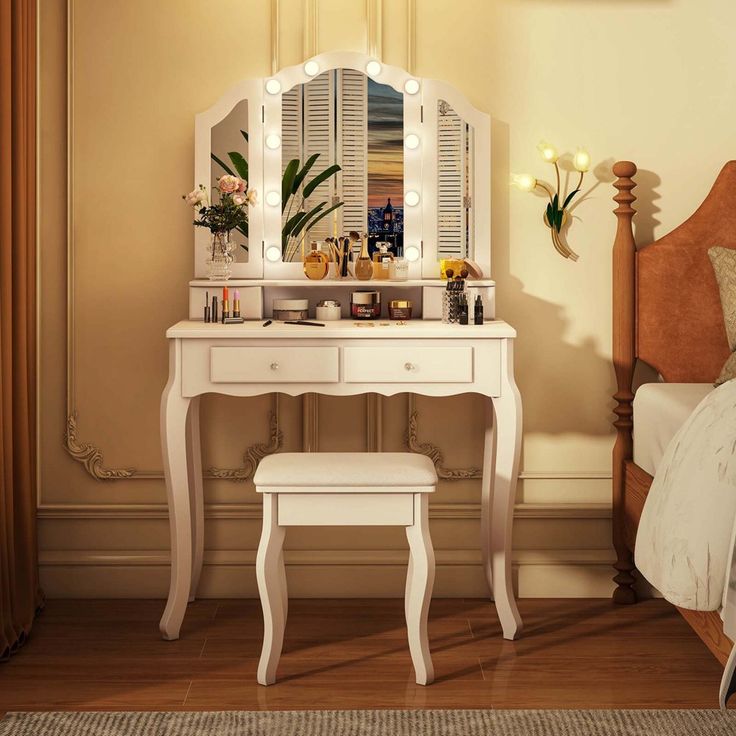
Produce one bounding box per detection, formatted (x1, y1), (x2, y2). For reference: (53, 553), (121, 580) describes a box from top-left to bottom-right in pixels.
(633, 383), (714, 476)
(635, 379), (736, 611)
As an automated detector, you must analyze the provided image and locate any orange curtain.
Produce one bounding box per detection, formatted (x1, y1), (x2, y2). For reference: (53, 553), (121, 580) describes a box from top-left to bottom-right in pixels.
(0, 0), (43, 662)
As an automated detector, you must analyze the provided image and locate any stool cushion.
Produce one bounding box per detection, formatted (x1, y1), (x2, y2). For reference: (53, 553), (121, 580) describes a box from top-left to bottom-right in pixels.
(254, 452), (437, 490)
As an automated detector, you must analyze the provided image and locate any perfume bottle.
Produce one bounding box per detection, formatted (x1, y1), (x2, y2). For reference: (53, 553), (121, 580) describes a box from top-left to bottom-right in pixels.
(372, 242), (394, 280)
(303, 241), (329, 280)
(355, 233), (374, 280)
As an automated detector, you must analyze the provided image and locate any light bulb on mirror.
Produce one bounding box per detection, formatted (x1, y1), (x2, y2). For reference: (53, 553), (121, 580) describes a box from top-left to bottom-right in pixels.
(405, 190), (420, 207)
(265, 133), (281, 150)
(573, 147), (591, 173)
(265, 245), (282, 262)
(510, 173), (537, 193)
(366, 60), (382, 76)
(404, 134), (420, 150)
(404, 79), (420, 95)
(265, 191), (281, 207)
(537, 140), (559, 163)
(265, 79), (282, 95)
(304, 60), (320, 77)
(404, 245), (421, 262)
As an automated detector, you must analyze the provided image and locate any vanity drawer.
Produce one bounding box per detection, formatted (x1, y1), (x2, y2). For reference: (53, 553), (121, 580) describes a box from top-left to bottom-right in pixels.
(210, 346), (339, 383)
(343, 346), (473, 383)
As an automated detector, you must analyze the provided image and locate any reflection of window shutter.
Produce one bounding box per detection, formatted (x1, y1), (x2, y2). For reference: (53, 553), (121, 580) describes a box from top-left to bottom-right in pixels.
(337, 69), (367, 235)
(303, 71), (335, 239)
(437, 102), (467, 258)
(281, 86), (303, 231)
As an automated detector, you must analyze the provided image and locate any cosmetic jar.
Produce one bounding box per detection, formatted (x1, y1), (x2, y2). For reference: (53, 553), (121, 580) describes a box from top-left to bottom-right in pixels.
(389, 258), (409, 281)
(351, 290), (381, 320)
(273, 298), (309, 321)
(315, 299), (341, 321)
(388, 299), (413, 320)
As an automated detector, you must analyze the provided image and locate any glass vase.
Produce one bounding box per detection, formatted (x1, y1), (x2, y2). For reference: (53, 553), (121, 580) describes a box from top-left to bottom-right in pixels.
(206, 231), (235, 280)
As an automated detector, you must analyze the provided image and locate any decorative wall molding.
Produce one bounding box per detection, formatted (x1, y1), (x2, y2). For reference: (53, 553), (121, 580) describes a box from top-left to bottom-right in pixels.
(303, 0), (318, 58)
(208, 401), (283, 481)
(65, 414), (135, 480)
(36, 501), (612, 521)
(270, 0), (279, 74)
(366, 0), (383, 59)
(406, 0), (416, 74)
(406, 395), (482, 479)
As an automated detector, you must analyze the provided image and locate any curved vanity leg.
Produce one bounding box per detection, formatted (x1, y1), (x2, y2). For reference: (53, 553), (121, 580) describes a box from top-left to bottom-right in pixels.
(720, 644), (736, 709)
(481, 399), (496, 599)
(187, 396), (204, 602)
(405, 493), (435, 686)
(159, 340), (193, 641)
(490, 340), (524, 641)
(257, 493), (287, 686)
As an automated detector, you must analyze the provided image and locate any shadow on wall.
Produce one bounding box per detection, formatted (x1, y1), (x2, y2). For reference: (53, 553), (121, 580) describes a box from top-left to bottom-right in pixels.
(489, 120), (665, 437)
(631, 169), (662, 248)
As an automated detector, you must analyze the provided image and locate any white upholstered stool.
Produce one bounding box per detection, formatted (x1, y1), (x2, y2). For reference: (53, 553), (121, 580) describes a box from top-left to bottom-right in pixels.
(253, 452), (437, 686)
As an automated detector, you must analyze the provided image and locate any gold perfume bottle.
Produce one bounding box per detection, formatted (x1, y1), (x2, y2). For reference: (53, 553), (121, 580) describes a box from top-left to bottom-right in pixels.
(372, 242), (394, 280)
(355, 233), (374, 280)
(303, 241), (329, 280)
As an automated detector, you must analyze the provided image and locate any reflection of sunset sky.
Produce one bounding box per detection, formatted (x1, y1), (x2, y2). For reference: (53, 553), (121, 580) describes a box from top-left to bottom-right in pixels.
(368, 78), (403, 207)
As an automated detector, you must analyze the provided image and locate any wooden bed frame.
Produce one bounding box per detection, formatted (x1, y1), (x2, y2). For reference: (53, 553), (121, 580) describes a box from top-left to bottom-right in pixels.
(611, 160), (736, 666)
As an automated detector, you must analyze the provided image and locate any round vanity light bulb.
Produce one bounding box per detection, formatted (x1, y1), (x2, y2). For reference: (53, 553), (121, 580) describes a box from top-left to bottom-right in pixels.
(405, 190), (420, 207)
(366, 60), (382, 76)
(265, 245), (282, 262)
(404, 78), (420, 95)
(265, 79), (282, 95)
(265, 191), (281, 207)
(304, 60), (320, 76)
(404, 134), (420, 150)
(405, 245), (421, 262)
(265, 133), (281, 150)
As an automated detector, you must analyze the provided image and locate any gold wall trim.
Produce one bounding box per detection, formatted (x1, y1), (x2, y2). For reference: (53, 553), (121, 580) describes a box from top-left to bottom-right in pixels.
(406, 0), (415, 74)
(303, 0), (318, 58)
(270, 0), (279, 74)
(366, 0), (383, 59)
(406, 395), (482, 480)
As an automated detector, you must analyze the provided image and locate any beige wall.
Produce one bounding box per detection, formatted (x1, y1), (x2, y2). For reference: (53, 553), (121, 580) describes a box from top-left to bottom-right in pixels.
(38, 0), (735, 597)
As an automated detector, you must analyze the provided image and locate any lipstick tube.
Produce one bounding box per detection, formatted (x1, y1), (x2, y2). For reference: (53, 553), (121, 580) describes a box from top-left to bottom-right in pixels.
(222, 286), (229, 322)
(233, 289), (241, 318)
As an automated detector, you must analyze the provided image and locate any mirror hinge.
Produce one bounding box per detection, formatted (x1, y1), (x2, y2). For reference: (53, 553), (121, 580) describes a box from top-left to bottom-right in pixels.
(420, 105), (424, 124)
(261, 105), (265, 123)
(262, 240), (265, 258)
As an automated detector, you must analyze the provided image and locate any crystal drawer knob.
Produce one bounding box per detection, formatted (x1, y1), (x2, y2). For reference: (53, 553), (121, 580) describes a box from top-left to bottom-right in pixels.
(270, 362), (279, 370)
(404, 362), (415, 371)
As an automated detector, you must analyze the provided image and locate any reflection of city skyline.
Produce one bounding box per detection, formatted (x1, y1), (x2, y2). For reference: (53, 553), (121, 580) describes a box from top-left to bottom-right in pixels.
(368, 78), (403, 208)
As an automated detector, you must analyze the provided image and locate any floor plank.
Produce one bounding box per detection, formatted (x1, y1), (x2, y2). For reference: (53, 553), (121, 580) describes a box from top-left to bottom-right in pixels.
(0, 598), (726, 710)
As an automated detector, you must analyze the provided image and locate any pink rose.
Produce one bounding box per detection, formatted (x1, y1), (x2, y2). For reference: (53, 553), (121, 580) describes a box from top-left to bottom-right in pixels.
(237, 178), (246, 192)
(218, 175), (241, 194)
(232, 193), (246, 206)
(184, 187), (207, 207)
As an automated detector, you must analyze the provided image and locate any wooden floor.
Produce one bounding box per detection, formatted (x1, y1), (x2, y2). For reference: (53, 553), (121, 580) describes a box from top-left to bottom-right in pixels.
(0, 598), (727, 712)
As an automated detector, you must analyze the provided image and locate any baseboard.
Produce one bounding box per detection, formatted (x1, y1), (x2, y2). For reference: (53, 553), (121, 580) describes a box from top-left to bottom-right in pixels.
(39, 547), (616, 599)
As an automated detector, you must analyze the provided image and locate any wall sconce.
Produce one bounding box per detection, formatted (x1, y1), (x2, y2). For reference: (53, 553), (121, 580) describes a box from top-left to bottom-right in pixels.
(511, 141), (591, 261)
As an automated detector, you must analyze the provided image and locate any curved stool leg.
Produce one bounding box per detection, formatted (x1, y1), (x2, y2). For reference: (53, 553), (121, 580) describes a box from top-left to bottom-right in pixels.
(257, 494), (287, 686)
(405, 493), (435, 685)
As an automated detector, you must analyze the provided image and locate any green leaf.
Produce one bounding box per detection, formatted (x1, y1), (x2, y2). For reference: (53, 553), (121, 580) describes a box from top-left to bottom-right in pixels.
(283, 207), (319, 239)
(552, 193), (559, 212)
(227, 152), (248, 181)
(236, 222), (248, 240)
(281, 159), (300, 211)
(555, 208), (564, 232)
(563, 188), (580, 209)
(546, 203), (553, 225)
(303, 164), (342, 199)
(240, 129), (249, 143)
(291, 153), (321, 195)
(211, 153), (235, 176)
(302, 201), (344, 234)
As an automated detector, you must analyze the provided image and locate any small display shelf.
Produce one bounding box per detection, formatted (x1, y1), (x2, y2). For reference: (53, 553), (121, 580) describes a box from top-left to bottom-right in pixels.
(189, 278), (496, 288)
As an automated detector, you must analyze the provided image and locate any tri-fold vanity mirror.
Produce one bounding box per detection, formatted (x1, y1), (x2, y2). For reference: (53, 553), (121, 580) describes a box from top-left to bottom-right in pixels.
(190, 51), (493, 319)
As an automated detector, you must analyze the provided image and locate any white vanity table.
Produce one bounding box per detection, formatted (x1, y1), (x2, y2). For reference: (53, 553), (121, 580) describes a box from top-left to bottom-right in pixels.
(160, 51), (524, 647)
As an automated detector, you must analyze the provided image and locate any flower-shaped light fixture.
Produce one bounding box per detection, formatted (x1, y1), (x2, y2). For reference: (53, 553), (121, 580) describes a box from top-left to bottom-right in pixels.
(511, 141), (591, 261)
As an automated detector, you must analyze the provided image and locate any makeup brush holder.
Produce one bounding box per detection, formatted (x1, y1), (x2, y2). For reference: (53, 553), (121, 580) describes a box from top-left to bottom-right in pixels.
(442, 287), (465, 324)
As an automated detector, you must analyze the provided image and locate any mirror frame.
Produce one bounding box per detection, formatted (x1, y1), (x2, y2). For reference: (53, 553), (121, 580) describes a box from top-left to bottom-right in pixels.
(193, 50), (490, 280)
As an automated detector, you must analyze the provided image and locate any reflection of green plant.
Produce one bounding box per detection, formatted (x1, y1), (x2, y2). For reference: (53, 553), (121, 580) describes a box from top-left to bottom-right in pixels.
(212, 132), (343, 260)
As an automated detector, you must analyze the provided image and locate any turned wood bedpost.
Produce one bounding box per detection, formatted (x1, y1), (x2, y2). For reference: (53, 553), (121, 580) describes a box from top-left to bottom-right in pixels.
(611, 161), (638, 605)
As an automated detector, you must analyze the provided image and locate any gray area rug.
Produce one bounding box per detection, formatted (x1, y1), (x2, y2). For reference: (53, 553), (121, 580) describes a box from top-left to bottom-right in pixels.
(2, 710), (736, 735)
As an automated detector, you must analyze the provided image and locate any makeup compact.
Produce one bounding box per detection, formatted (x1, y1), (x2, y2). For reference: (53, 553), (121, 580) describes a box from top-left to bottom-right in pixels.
(315, 299), (341, 321)
(351, 290), (381, 320)
(273, 298), (309, 321)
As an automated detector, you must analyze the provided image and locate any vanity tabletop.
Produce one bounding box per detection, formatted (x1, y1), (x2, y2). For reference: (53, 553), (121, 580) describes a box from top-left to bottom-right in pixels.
(167, 319), (516, 340)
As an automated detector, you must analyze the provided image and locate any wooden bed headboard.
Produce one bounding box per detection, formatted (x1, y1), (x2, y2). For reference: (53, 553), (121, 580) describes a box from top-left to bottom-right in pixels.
(611, 160), (735, 604)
